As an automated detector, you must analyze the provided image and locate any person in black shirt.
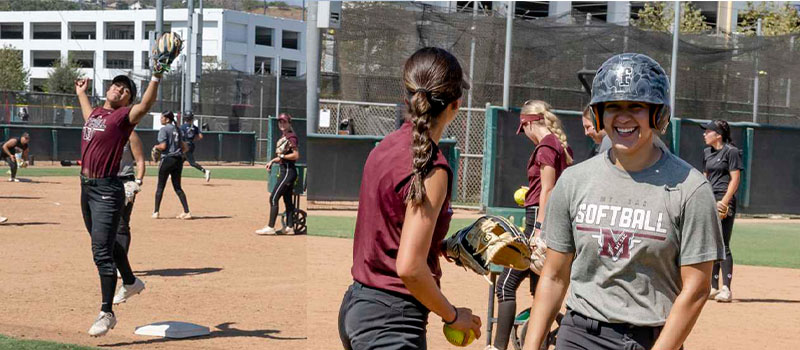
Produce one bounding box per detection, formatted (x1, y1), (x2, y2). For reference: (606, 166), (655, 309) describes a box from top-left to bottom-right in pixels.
(701, 119), (742, 303)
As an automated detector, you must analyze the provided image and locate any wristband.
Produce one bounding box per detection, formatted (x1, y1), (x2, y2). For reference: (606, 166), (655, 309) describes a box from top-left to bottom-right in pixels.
(135, 179), (143, 186)
(443, 305), (458, 325)
(534, 221), (542, 230)
(151, 76), (161, 83)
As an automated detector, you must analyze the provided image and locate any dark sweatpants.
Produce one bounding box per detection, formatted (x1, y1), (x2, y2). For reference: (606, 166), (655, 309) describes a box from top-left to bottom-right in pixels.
(154, 156), (190, 213)
(554, 310), (675, 350)
(3, 155), (17, 179)
(711, 195), (736, 290)
(80, 176), (136, 312)
(185, 143), (206, 173)
(339, 281), (429, 350)
(268, 164), (297, 228)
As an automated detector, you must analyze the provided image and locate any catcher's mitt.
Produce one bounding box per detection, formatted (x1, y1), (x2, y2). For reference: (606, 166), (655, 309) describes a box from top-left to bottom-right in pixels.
(529, 236), (547, 275)
(151, 146), (161, 162)
(123, 180), (141, 206)
(151, 32), (183, 74)
(441, 215), (531, 276)
(275, 136), (291, 156)
(19, 160), (28, 168)
(718, 204), (730, 219)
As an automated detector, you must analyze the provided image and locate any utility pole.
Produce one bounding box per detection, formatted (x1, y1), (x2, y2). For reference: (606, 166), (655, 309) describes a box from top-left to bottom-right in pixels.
(502, 1), (514, 109)
(306, 0), (320, 134)
(669, 1), (680, 115)
(753, 18), (761, 123)
(156, 0), (163, 111)
(183, 0), (194, 116)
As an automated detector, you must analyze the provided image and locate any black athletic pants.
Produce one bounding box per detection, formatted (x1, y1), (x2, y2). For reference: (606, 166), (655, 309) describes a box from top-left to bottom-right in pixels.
(80, 176), (136, 313)
(185, 143), (205, 173)
(116, 176), (136, 253)
(2, 155), (17, 179)
(339, 281), (429, 350)
(555, 309), (679, 350)
(711, 194), (736, 290)
(492, 206), (539, 349)
(154, 156), (190, 213)
(268, 163), (297, 228)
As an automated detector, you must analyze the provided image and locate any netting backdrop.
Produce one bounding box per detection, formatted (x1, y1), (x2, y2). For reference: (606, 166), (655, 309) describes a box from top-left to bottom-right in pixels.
(324, 2), (800, 126)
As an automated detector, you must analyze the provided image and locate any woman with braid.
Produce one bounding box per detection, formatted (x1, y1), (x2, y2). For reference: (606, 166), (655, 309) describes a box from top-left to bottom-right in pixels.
(489, 100), (573, 350)
(338, 47), (481, 350)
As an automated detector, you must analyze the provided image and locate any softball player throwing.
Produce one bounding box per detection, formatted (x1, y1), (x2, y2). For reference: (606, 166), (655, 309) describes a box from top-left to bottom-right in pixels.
(338, 47), (480, 350)
(255, 113), (299, 235)
(490, 100), (573, 350)
(2, 133), (30, 182)
(701, 119), (742, 303)
(523, 53), (724, 350)
(152, 111), (191, 219)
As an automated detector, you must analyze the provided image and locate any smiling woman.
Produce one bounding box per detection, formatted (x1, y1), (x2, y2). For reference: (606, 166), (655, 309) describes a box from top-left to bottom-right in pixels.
(523, 53), (725, 350)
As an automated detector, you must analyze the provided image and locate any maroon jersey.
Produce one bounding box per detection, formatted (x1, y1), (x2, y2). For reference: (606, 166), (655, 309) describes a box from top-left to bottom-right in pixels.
(525, 133), (573, 207)
(81, 106), (135, 178)
(351, 122), (453, 295)
(279, 130), (299, 165)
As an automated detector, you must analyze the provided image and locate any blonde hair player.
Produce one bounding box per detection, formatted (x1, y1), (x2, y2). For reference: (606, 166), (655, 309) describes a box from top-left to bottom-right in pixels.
(489, 100), (573, 350)
(523, 53), (724, 350)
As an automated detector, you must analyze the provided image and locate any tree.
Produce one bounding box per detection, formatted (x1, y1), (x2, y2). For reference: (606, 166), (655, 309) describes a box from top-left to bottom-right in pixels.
(739, 2), (800, 36)
(632, 2), (712, 34)
(0, 45), (28, 91)
(45, 57), (85, 94)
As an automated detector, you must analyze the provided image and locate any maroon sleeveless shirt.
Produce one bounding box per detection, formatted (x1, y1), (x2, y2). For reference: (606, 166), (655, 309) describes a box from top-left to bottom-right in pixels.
(81, 106), (135, 178)
(351, 122), (454, 295)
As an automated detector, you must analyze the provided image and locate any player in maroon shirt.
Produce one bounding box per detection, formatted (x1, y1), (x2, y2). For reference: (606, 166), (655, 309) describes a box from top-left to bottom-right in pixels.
(490, 100), (574, 350)
(75, 72), (164, 336)
(338, 47), (480, 350)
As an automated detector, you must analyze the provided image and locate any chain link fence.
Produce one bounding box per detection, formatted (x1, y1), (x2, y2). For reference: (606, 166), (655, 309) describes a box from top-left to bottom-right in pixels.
(318, 99), (485, 206)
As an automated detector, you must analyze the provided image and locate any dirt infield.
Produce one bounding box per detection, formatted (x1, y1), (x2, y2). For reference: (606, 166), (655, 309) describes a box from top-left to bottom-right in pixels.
(0, 176), (306, 350)
(310, 235), (800, 350)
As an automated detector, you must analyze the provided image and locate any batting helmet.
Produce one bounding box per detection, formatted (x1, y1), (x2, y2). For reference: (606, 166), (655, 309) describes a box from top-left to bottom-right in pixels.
(589, 53), (671, 134)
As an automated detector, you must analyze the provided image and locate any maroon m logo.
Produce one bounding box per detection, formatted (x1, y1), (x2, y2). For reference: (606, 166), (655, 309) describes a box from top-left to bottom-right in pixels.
(597, 228), (639, 262)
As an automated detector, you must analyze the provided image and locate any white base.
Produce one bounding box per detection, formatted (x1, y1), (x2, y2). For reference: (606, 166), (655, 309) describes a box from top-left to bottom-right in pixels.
(134, 321), (210, 339)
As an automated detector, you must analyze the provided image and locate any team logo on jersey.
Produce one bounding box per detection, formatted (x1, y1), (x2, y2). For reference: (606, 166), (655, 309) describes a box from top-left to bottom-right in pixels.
(593, 228), (641, 261)
(83, 117), (107, 141)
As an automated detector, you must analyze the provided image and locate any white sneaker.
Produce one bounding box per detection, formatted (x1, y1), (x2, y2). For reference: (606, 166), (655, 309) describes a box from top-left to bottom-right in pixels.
(113, 278), (145, 304)
(88, 311), (116, 337)
(0, 216), (7, 224)
(283, 227), (295, 235)
(177, 212), (192, 220)
(709, 287), (719, 300)
(151, 212), (159, 219)
(205, 170), (211, 182)
(715, 285), (732, 302)
(255, 226), (276, 235)
(485, 346), (500, 350)
(9, 178), (19, 182)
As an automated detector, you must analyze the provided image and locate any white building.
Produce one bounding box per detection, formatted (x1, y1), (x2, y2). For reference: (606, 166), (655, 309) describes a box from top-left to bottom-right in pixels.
(0, 8), (305, 94)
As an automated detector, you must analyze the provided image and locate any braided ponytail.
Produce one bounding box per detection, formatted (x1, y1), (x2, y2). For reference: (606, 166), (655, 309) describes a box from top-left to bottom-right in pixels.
(403, 47), (468, 205)
(521, 100), (573, 165)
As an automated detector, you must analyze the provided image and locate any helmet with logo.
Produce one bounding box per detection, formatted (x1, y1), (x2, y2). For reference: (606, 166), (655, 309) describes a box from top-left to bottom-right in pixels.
(589, 53), (671, 134)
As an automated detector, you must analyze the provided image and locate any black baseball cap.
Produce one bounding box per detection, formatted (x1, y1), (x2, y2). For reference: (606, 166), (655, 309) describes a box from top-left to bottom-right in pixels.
(700, 121), (723, 135)
(112, 75), (137, 105)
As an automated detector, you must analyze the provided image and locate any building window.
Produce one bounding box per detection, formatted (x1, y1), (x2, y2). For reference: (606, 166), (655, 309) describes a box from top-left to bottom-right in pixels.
(32, 50), (60, 67)
(32, 23), (61, 40)
(282, 30), (299, 50)
(281, 59), (298, 77)
(0, 23), (23, 39)
(105, 22), (134, 40)
(142, 51), (150, 69)
(254, 56), (272, 74)
(69, 51), (94, 68)
(143, 22), (172, 40)
(105, 51), (133, 69)
(255, 26), (273, 46)
(69, 22), (96, 40)
(30, 78), (47, 92)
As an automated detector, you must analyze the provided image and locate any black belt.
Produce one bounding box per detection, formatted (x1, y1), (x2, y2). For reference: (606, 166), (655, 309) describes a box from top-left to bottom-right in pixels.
(565, 309), (663, 341)
(80, 175), (121, 186)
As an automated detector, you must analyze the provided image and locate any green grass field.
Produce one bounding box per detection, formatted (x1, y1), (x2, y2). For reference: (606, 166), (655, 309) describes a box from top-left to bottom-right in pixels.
(0, 335), (98, 350)
(308, 216), (800, 269)
(6, 166), (269, 181)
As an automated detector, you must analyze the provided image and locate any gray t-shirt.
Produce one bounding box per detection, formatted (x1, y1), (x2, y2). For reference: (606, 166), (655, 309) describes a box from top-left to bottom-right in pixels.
(543, 148), (724, 327)
(118, 141), (135, 177)
(158, 124), (183, 158)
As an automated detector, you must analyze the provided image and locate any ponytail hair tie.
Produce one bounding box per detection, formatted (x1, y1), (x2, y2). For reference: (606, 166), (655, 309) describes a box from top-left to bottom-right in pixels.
(411, 88), (446, 107)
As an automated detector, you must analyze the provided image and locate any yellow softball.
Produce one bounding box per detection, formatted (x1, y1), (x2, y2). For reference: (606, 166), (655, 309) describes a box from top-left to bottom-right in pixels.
(443, 324), (475, 347)
(514, 186), (529, 207)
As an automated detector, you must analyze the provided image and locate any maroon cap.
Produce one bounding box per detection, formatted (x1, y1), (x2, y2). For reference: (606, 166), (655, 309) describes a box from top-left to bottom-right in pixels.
(516, 113), (544, 134)
(278, 113), (292, 122)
